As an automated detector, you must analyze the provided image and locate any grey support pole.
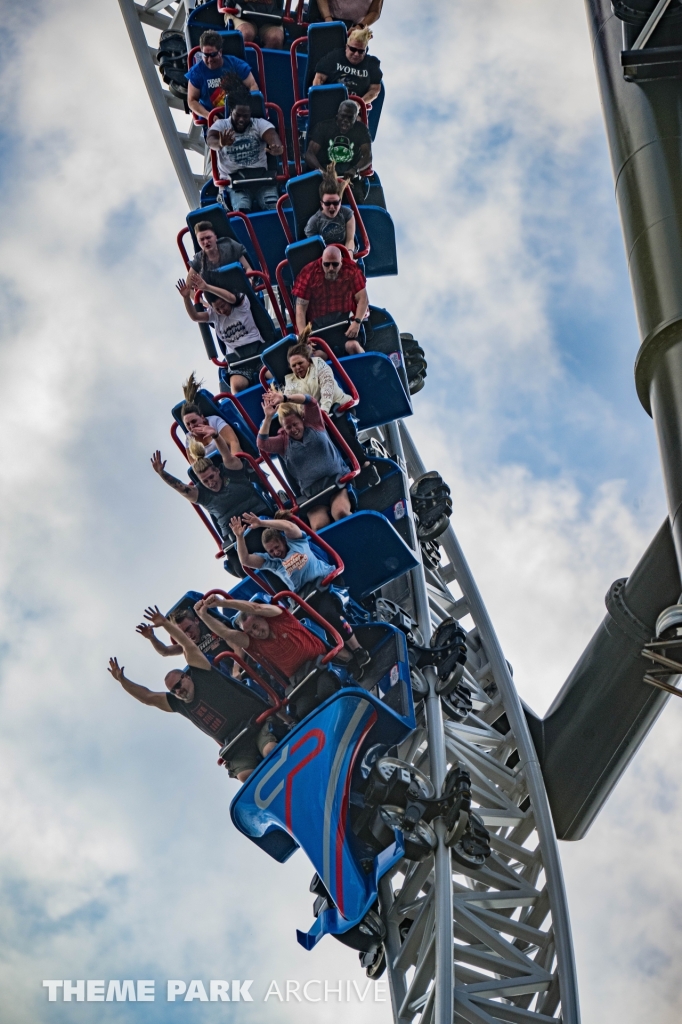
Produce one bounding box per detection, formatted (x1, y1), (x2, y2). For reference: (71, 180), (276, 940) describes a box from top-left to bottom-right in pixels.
(586, 0), (682, 574)
(118, 0), (200, 209)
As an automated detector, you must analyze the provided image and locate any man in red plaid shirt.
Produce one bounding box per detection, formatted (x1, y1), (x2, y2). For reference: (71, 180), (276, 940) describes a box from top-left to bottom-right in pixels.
(291, 245), (369, 355)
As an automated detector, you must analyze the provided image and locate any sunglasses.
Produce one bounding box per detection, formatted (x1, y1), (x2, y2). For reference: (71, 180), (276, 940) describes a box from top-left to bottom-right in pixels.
(323, 260), (342, 268)
(322, 199), (340, 207)
(201, 49), (221, 59)
(347, 45), (366, 54)
(171, 674), (189, 694)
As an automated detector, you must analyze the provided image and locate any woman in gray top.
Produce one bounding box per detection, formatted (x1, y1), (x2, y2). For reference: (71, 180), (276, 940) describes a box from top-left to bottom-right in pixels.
(304, 163), (356, 254)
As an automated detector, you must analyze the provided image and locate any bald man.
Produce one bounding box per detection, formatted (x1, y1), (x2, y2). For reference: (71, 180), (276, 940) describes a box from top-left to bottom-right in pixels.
(291, 245), (369, 356)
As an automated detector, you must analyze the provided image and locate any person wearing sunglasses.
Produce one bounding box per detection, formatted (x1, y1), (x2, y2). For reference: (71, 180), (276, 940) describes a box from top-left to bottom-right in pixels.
(185, 30), (258, 122)
(312, 27), (382, 103)
(312, 0), (384, 30)
(304, 163), (356, 253)
(108, 606), (282, 782)
(291, 245), (368, 356)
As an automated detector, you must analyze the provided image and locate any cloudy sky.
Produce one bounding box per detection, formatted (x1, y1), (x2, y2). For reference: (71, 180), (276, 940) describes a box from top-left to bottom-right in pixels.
(0, 0), (680, 1021)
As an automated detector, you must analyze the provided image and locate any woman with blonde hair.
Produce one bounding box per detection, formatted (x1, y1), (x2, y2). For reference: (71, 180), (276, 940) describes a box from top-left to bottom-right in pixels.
(312, 24), (383, 103)
(178, 371), (241, 463)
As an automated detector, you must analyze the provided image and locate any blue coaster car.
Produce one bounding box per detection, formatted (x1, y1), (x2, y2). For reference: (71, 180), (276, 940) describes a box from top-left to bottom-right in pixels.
(230, 623), (415, 949)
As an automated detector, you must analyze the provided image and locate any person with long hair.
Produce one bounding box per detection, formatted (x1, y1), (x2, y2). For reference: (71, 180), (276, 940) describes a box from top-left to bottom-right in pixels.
(282, 326), (378, 484)
(176, 372), (241, 459)
(304, 163), (356, 253)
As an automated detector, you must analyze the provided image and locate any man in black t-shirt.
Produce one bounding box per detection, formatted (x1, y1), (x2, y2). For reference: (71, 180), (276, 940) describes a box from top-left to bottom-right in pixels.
(151, 424), (271, 573)
(109, 606), (280, 781)
(305, 101), (372, 203)
(312, 28), (382, 103)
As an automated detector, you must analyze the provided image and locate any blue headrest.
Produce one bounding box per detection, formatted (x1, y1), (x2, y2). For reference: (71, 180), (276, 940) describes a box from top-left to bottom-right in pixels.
(171, 387), (259, 456)
(286, 236), (324, 281)
(305, 21), (347, 94)
(187, 204), (240, 250)
(261, 333), (298, 383)
(286, 170), (324, 240)
(307, 84), (348, 135)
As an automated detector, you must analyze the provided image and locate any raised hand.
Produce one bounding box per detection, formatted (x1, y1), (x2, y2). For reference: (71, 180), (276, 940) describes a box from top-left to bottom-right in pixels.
(176, 278), (191, 298)
(230, 515), (245, 537)
(186, 267), (206, 291)
(136, 623), (155, 640)
(151, 451), (166, 475)
(190, 423), (217, 442)
(143, 605), (166, 628)
(241, 511), (264, 529)
(108, 657), (126, 683)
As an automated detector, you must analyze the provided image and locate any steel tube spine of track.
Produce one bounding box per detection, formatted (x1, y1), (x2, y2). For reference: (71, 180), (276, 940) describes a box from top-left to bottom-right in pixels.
(585, 0), (682, 578)
(398, 421), (581, 1024)
(383, 420), (454, 1024)
(118, 0), (200, 209)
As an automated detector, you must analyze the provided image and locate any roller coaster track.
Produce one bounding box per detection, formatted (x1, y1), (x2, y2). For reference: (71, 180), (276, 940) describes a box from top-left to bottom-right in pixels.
(118, 2), (581, 1020)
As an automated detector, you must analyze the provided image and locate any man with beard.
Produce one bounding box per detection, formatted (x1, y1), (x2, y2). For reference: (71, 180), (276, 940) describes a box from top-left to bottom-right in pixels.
(291, 244), (368, 356)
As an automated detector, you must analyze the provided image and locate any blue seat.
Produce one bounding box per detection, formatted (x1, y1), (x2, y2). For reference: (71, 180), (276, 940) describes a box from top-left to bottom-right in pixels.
(286, 235), (324, 281)
(304, 22), (347, 96)
(306, 83), (347, 143)
(186, 0), (224, 48)
(287, 170), (324, 240)
(341, 352), (412, 428)
(230, 630), (415, 944)
(361, 206), (398, 278)
(318, 511), (418, 601)
(367, 82), (384, 141)
(172, 386), (260, 457)
(355, 457), (414, 549)
(229, 210), (290, 283)
(230, 381), (266, 432)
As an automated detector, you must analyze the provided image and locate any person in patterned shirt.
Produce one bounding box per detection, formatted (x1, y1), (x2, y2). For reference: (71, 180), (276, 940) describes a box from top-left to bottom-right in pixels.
(291, 245), (368, 356)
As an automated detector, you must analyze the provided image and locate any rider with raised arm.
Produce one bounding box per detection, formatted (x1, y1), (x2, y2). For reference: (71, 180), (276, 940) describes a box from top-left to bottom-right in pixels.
(175, 371), (242, 459)
(230, 511), (372, 676)
(177, 281), (269, 393)
(151, 428), (271, 573)
(108, 606), (278, 781)
(136, 605), (232, 664)
(194, 594), (343, 720)
(257, 390), (352, 531)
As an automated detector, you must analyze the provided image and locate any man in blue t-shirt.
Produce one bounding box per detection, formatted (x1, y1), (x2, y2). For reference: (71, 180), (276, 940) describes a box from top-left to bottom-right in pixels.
(230, 512), (372, 677)
(186, 30), (258, 121)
